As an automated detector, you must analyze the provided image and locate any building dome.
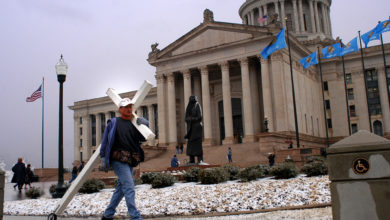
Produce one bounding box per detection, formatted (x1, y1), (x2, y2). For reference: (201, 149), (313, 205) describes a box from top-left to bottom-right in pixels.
(239, 0), (333, 42)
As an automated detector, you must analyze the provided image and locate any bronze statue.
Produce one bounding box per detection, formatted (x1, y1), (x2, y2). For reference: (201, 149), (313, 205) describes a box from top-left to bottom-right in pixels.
(184, 95), (203, 163)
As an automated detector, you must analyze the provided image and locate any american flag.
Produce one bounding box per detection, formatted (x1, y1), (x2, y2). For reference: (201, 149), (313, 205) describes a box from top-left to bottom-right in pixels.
(258, 15), (267, 24)
(26, 85), (42, 102)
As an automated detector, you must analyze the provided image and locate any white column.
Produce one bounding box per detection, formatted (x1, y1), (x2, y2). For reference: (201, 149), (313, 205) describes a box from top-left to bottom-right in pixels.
(378, 68), (390, 133)
(292, 0), (300, 33)
(96, 113), (102, 146)
(167, 73), (177, 146)
(314, 1), (320, 34)
(280, 0), (286, 28)
(200, 66), (212, 146)
(309, 0), (316, 33)
(147, 104), (156, 146)
(248, 10), (253, 25)
(274, 2), (280, 22)
(183, 69), (192, 111)
(298, 0), (305, 32)
(220, 61), (234, 144)
(156, 74), (167, 147)
(326, 5), (332, 36)
(263, 5), (268, 25)
(321, 2), (329, 35)
(261, 58), (274, 132)
(239, 58), (255, 142)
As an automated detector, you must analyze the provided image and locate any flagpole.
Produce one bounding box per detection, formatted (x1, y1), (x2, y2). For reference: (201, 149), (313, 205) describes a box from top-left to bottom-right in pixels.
(358, 31), (373, 132)
(340, 41), (352, 135)
(42, 77), (45, 168)
(285, 18), (300, 148)
(379, 33), (390, 104)
(317, 47), (330, 148)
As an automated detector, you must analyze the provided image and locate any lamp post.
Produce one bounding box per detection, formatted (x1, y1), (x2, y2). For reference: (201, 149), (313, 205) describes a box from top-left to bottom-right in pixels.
(53, 55), (68, 198)
(264, 116), (269, 132)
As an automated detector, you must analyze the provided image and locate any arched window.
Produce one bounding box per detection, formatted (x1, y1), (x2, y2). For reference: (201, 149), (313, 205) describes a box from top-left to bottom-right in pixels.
(373, 120), (383, 136)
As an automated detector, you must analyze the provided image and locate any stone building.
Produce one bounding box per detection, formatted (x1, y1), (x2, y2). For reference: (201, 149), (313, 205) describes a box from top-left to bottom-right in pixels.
(69, 0), (390, 163)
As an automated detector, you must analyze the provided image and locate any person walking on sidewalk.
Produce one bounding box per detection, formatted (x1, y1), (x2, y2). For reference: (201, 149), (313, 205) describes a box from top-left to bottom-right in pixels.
(11, 158), (26, 192)
(227, 147), (233, 163)
(100, 98), (148, 220)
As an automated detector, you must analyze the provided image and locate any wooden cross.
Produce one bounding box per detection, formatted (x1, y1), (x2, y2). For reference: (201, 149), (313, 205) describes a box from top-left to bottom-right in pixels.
(50, 80), (155, 218)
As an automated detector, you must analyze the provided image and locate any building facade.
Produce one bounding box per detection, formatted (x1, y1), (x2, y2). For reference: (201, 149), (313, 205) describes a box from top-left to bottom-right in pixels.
(70, 0), (390, 163)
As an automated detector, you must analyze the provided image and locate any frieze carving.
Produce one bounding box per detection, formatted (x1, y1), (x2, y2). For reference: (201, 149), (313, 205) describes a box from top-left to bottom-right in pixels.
(155, 74), (165, 83)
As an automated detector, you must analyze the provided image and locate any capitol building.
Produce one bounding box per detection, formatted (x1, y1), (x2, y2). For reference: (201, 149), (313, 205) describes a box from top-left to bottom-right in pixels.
(70, 0), (390, 163)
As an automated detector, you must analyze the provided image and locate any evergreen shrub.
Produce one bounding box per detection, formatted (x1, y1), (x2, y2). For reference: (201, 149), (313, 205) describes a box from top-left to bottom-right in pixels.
(222, 164), (240, 180)
(199, 168), (229, 184)
(79, 178), (105, 194)
(183, 167), (202, 182)
(301, 156), (328, 176)
(25, 186), (43, 199)
(238, 165), (266, 181)
(141, 172), (158, 184)
(270, 162), (298, 179)
(151, 173), (176, 188)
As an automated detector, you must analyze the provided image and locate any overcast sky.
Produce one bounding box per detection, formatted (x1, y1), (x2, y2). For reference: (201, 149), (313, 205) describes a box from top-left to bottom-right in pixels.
(0, 0), (389, 170)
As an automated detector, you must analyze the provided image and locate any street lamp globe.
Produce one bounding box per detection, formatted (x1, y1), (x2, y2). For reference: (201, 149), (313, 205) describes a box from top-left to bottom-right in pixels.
(55, 55), (68, 83)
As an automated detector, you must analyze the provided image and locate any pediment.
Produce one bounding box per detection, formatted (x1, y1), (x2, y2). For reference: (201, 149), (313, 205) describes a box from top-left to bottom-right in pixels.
(153, 22), (272, 60)
(171, 28), (252, 56)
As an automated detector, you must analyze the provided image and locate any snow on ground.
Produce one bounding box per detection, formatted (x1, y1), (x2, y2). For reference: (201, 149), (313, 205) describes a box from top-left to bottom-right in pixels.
(4, 175), (330, 218)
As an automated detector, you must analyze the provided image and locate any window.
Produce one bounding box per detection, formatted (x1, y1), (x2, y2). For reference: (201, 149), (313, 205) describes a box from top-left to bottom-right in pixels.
(365, 69), (381, 116)
(142, 106), (149, 120)
(154, 104), (158, 138)
(79, 128), (82, 136)
(79, 117), (82, 124)
(369, 104), (382, 115)
(373, 120), (383, 136)
(327, 119), (332, 129)
(367, 87), (379, 99)
(323, 81), (328, 91)
(80, 139), (82, 147)
(345, 73), (352, 84)
(90, 115), (96, 146)
(347, 88), (354, 100)
(366, 69), (378, 81)
(100, 113), (106, 137)
(349, 105), (356, 117)
(351, 124), (358, 134)
(325, 100), (331, 109)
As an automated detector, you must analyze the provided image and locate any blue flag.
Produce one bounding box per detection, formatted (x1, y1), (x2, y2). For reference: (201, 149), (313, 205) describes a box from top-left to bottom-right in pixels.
(260, 28), (287, 59)
(300, 51), (318, 69)
(321, 43), (341, 59)
(374, 19), (390, 35)
(361, 28), (380, 48)
(341, 37), (359, 56)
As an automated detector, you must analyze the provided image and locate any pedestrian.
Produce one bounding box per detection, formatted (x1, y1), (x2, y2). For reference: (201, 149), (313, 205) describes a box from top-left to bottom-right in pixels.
(176, 145), (179, 154)
(227, 147), (233, 163)
(180, 144), (183, 154)
(11, 158), (26, 192)
(78, 161), (85, 173)
(69, 162), (78, 183)
(100, 98), (148, 220)
(170, 155), (179, 167)
(24, 164), (34, 189)
(268, 153), (275, 167)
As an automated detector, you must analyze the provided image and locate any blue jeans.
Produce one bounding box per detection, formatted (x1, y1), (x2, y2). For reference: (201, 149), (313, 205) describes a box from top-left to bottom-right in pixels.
(103, 161), (141, 219)
(69, 174), (77, 183)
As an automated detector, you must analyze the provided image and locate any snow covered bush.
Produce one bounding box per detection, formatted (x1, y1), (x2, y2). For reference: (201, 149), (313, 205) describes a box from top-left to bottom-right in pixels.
(301, 156), (328, 177)
(270, 163), (298, 179)
(199, 167), (229, 184)
(49, 183), (70, 198)
(25, 186), (43, 199)
(79, 178), (105, 194)
(238, 165), (266, 181)
(183, 167), (202, 182)
(222, 164), (240, 180)
(151, 173), (176, 188)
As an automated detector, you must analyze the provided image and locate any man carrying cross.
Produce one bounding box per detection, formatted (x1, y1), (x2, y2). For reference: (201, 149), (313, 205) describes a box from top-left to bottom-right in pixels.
(100, 97), (148, 220)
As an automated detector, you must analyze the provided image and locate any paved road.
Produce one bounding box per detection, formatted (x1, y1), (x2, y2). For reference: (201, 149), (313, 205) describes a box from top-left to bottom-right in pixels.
(4, 181), (55, 201)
